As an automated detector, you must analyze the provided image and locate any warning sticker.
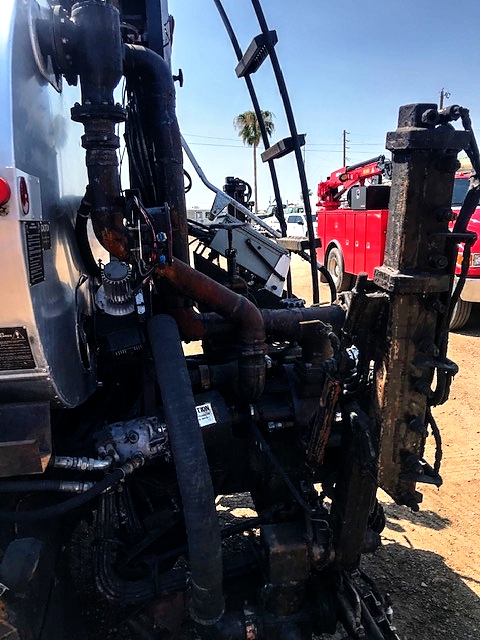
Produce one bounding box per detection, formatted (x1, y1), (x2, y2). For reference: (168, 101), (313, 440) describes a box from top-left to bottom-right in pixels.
(25, 221), (46, 285)
(195, 402), (216, 428)
(0, 327), (36, 371)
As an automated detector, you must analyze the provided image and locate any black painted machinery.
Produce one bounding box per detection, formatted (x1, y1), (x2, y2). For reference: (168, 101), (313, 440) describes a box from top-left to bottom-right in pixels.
(0, 1), (478, 638)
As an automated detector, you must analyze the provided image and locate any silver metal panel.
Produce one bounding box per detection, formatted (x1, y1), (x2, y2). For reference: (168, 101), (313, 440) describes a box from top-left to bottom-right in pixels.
(0, 0), (97, 407)
(210, 214), (290, 296)
(0, 0), (15, 167)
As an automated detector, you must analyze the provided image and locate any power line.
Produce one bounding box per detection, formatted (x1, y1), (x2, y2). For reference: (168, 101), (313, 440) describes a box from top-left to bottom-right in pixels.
(304, 149), (343, 154)
(183, 133), (240, 142)
(185, 141), (248, 149)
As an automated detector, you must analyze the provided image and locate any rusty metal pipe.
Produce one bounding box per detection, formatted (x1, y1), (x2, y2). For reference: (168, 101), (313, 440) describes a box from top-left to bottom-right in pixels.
(156, 260), (266, 401)
(174, 306), (345, 346)
(69, 0), (132, 261)
(261, 305), (345, 341)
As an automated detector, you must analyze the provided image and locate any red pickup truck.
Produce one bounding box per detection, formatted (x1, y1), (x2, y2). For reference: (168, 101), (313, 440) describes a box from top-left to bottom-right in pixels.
(316, 159), (479, 329)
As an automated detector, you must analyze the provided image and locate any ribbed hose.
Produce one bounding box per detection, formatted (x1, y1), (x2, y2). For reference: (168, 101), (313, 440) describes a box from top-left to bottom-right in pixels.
(148, 314), (224, 625)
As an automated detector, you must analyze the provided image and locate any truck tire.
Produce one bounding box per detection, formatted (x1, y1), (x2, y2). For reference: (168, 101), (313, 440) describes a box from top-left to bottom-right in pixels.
(449, 299), (472, 331)
(325, 247), (353, 292)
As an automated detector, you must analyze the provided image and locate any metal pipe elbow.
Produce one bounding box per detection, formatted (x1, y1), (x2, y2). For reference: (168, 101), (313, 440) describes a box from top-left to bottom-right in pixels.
(156, 259), (266, 401)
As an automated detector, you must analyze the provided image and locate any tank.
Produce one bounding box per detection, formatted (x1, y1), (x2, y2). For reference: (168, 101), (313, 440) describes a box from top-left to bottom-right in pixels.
(0, 0), (97, 410)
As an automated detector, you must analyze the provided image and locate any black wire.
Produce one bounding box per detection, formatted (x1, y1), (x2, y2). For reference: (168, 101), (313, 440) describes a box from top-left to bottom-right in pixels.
(460, 108), (480, 177)
(125, 81), (158, 206)
(0, 469), (124, 523)
(184, 169), (192, 193)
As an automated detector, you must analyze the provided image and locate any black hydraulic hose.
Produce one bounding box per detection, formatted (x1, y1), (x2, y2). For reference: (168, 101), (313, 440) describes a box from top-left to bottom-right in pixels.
(148, 314), (224, 625)
(345, 155), (384, 173)
(95, 492), (262, 604)
(459, 107), (480, 177)
(0, 469), (124, 523)
(318, 263), (337, 303)
(124, 44), (190, 265)
(0, 480), (74, 492)
(453, 185), (480, 235)
(124, 516), (263, 570)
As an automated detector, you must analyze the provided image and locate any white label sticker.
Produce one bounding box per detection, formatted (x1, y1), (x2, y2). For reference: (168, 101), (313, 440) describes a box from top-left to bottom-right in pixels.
(195, 402), (216, 427)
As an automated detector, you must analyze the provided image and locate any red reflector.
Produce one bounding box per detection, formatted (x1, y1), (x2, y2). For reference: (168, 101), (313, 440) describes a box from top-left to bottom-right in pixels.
(19, 176), (29, 215)
(0, 178), (11, 207)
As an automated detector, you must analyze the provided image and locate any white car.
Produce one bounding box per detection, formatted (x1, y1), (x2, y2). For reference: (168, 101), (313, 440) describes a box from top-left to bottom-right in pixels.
(254, 206), (315, 237)
(284, 213), (307, 236)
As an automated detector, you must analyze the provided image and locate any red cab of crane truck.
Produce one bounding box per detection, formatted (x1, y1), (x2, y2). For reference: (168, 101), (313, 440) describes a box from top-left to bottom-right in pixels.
(316, 159), (479, 330)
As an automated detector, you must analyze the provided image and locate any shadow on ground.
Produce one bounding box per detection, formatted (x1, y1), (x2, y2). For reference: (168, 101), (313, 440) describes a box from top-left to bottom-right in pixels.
(383, 501), (451, 532)
(361, 542), (480, 640)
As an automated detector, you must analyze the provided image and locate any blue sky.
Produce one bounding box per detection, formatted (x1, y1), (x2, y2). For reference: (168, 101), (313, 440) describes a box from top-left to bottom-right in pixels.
(169, 0), (480, 210)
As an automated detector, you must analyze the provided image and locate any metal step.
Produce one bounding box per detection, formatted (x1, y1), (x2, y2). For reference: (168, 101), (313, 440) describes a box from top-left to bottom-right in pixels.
(235, 31), (278, 77)
(261, 134), (306, 162)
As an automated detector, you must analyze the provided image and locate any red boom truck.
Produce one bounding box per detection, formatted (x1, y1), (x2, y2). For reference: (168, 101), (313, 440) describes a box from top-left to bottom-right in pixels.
(316, 156), (478, 329)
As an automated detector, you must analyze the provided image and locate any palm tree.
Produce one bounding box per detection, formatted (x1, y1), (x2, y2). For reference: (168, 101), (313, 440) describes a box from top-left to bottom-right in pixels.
(233, 110), (275, 213)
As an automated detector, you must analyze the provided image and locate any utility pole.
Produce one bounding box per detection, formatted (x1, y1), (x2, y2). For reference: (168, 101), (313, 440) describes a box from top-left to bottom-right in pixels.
(342, 129), (349, 167)
(439, 88), (451, 110)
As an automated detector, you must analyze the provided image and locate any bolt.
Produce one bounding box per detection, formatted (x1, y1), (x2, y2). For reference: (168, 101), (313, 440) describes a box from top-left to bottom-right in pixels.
(421, 108), (439, 127)
(414, 377), (433, 398)
(126, 430), (139, 444)
(403, 453), (424, 474)
(418, 339), (439, 357)
(409, 416), (428, 437)
(436, 155), (461, 174)
(398, 491), (420, 512)
(436, 207), (455, 223)
(427, 298), (446, 314)
(428, 254), (448, 270)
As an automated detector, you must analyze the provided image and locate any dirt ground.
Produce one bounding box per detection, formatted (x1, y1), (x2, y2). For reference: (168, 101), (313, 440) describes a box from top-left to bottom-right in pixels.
(291, 255), (480, 640)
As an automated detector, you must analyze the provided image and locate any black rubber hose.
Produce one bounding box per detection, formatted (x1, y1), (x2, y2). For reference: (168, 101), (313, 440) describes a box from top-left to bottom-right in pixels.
(0, 469), (124, 523)
(0, 480), (71, 492)
(148, 314), (224, 625)
(124, 44), (190, 265)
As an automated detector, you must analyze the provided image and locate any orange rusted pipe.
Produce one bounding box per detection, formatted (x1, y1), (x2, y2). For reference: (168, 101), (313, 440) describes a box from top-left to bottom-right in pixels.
(155, 259), (266, 401)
